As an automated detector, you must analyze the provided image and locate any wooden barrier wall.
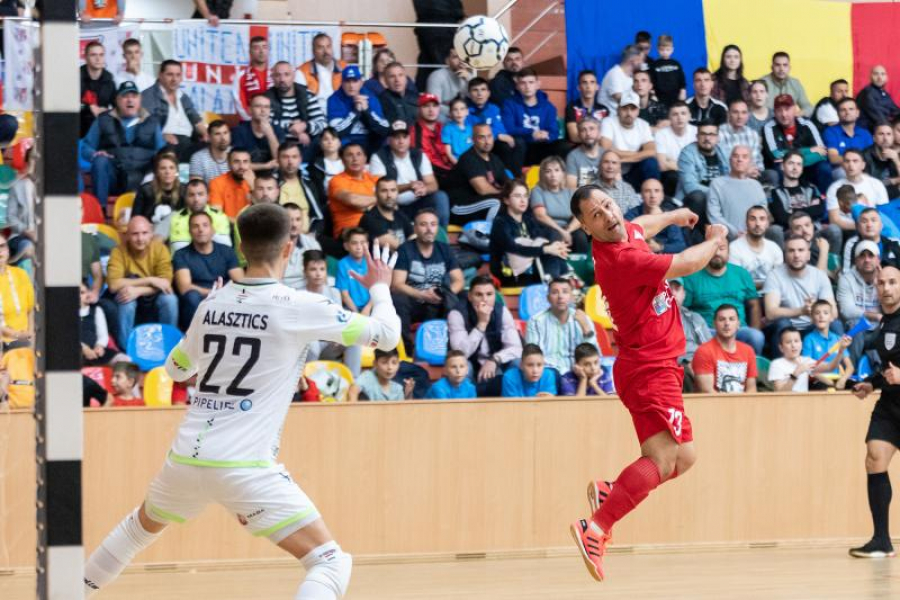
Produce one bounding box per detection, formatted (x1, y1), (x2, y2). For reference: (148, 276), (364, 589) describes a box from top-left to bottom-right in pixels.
(2, 393), (899, 569)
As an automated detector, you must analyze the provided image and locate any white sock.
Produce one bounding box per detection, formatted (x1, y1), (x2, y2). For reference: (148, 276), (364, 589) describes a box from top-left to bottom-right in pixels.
(84, 508), (163, 596)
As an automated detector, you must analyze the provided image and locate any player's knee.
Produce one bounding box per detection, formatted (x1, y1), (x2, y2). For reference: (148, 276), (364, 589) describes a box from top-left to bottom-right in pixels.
(648, 453), (678, 480)
(865, 450), (889, 474)
(301, 541), (352, 598)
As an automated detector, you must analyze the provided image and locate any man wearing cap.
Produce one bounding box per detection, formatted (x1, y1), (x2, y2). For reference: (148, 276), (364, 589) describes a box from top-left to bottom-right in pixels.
(141, 60), (209, 162)
(599, 88), (660, 190)
(379, 62), (420, 127)
(80, 81), (165, 209)
(838, 239), (882, 331)
(369, 120), (450, 227)
(327, 65), (390, 155)
(297, 33), (346, 114)
(841, 208), (900, 275)
(599, 45), (642, 111)
(410, 93), (454, 185)
(264, 61), (326, 149)
(762, 93), (831, 192)
(761, 52), (813, 117)
(501, 67), (569, 166)
(686, 68), (727, 126)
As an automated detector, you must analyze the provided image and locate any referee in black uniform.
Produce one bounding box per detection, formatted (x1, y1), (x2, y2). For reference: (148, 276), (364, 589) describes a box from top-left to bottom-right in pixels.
(851, 256), (900, 558)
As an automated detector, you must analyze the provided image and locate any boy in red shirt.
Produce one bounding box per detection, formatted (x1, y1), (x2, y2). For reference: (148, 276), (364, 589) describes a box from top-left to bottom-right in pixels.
(108, 362), (144, 407)
(569, 184), (728, 582)
(691, 304), (758, 393)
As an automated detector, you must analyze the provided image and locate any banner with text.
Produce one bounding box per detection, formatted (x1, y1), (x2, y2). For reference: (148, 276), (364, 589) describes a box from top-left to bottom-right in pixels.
(172, 21), (340, 115)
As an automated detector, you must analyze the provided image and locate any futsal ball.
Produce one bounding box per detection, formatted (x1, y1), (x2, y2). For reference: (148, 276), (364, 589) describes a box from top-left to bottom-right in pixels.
(453, 15), (510, 70)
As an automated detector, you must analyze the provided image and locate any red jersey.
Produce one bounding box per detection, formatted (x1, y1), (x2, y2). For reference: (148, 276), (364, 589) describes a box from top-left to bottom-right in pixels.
(237, 66), (273, 115)
(111, 396), (145, 407)
(411, 119), (453, 171)
(591, 221), (684, 361)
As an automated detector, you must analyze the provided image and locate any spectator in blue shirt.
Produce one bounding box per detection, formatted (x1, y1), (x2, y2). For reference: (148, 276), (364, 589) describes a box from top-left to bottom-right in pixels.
(501, 68), (571, 167)
(467, 77), (524, 173)
(442, 98), (473, 164)
(427, 350), (477, 399)
(327, 65), (390, 155)
(560, 343), (607, 396)
(502, 343), (558, 398)
(230, 94), (287, 173)
(824, 98), (873, 175)
(172, 212), (243, 330)
(335, 227), (371, 313)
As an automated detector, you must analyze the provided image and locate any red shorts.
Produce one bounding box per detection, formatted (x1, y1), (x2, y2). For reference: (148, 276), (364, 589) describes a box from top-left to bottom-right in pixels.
(613, 357), (692, 445)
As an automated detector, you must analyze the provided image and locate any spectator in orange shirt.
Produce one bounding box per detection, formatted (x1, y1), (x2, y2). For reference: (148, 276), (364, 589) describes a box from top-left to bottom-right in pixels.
(327, 143), (378, 238)
(209, 149), (253, 219)
(80, 0), (124, 23)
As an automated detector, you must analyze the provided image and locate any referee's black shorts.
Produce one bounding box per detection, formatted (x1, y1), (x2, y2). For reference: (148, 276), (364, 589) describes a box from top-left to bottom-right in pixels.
(867, 397), (900, 449)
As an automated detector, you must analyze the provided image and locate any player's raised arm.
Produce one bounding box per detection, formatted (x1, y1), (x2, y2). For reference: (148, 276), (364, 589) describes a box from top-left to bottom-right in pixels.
(632, 208), (698, 240)
(664, 224), (728, 280)
(310, 240), (402, 351)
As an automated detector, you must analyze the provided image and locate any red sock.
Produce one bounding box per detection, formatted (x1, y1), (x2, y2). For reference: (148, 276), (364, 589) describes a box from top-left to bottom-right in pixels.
(592, 457), (661, 532)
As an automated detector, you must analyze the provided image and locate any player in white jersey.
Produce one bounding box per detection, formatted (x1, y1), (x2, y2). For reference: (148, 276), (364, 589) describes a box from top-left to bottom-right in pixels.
(84, 204), (401, 599)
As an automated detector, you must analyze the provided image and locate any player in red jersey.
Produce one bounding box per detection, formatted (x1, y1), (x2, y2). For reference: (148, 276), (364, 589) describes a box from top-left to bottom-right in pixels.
(568, 184), (729, 582)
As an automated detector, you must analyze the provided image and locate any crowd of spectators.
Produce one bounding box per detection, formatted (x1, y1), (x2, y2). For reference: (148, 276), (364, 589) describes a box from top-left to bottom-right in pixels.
(63, 21), (900, 406)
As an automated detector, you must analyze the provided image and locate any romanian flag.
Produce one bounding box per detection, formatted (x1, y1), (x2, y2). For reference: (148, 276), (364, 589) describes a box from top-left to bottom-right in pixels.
(566, 1), (900, 101)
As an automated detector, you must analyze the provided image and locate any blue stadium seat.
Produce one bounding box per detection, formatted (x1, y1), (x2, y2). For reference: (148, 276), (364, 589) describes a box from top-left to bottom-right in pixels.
(517, 283), (549, 321)
(126, 323), (184, 372)
(461, 220), (492, 261)
(414, 319), (448, 366)
(857, 355), (873, 380)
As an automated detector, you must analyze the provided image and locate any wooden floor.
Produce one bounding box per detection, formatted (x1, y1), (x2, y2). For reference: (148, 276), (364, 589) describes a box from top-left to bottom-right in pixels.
(4, 546), (900, 599)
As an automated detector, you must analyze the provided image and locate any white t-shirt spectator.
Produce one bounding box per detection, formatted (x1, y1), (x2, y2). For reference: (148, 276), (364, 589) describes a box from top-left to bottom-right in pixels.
(600, 116), (653, 152)
(368, 151), (434, 206)
(599, 65), (633, 113)
(825, 175), (889, 212)
(729, 236), (784, 287)
(768, 357), (813, 391)
(654, 124), (697, 163)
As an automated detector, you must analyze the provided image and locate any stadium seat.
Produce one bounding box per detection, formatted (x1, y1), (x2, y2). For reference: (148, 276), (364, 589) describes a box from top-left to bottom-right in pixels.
(524, 165), (539, 190)
(81, 223), (121, 247)
(126, 323), (184, 372)
(461, 220), (491, 261)
(414, 319), (448, 366)
(81, 193), (105, 224)
(857, 355), (873, 380)
(585, 285), (614, 329)
(447, 224), (463, 234)
(113, 191), (136, 232)
(567, 253), (594, 286)
(143, 366), (173, 407)
(517, 283), (549, 321)
(514, 318), (527, 338)
(756, 356), (772, 392)
(594, 322), (615, 357)
(304, 360), (353, 402)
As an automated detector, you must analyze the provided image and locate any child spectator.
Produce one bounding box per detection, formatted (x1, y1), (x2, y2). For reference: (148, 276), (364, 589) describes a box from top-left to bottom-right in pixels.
(293, 376), (321, 402)
(801, 300), (856, 390)
(427, 349), (477, 399)
(335, 228), (371, 314)
(303, 250), (362, 376)
(80, 281), (126, 366)
(560, 343), (606, 397)
(442, 97), (473, 165)
(502, 343), (558, 398)
(108, 362), (143, 407)
(349, 348), (414, 401)
(769, 327), (850, 392)
(649, 34), (686, 109)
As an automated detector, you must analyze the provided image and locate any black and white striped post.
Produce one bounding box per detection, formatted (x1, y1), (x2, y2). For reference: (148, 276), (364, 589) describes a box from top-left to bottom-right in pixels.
(35, 0), (84, 597)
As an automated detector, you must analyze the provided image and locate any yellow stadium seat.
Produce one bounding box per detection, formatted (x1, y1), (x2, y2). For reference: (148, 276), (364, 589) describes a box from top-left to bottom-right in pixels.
(447, 224), (463, 234)
(113, 192), (136, 232)
(585, 285), (614, 329)
(204, 111), (223, 124)
(82, 223), (121, 246)
(143, 366), (173, 407)
(304, 360), (353, 402)
(524, 165), (540, 190)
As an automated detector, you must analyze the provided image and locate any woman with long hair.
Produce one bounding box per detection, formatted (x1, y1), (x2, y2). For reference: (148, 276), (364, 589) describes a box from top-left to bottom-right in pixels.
(489, 179), (571, 287)
(531, 156), (591, 254)
(712, 44), (749, 105)
(747, 80), (774, 134)
(131, 152), (185, 225)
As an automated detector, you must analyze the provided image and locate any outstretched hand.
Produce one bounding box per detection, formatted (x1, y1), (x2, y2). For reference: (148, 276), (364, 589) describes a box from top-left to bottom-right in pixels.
(673, 208), (700, 229)
(350, 240), (398, 289)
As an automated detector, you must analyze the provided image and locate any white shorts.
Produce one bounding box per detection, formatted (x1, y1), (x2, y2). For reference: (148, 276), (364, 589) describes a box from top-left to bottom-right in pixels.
(145, 457), (321, 543)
